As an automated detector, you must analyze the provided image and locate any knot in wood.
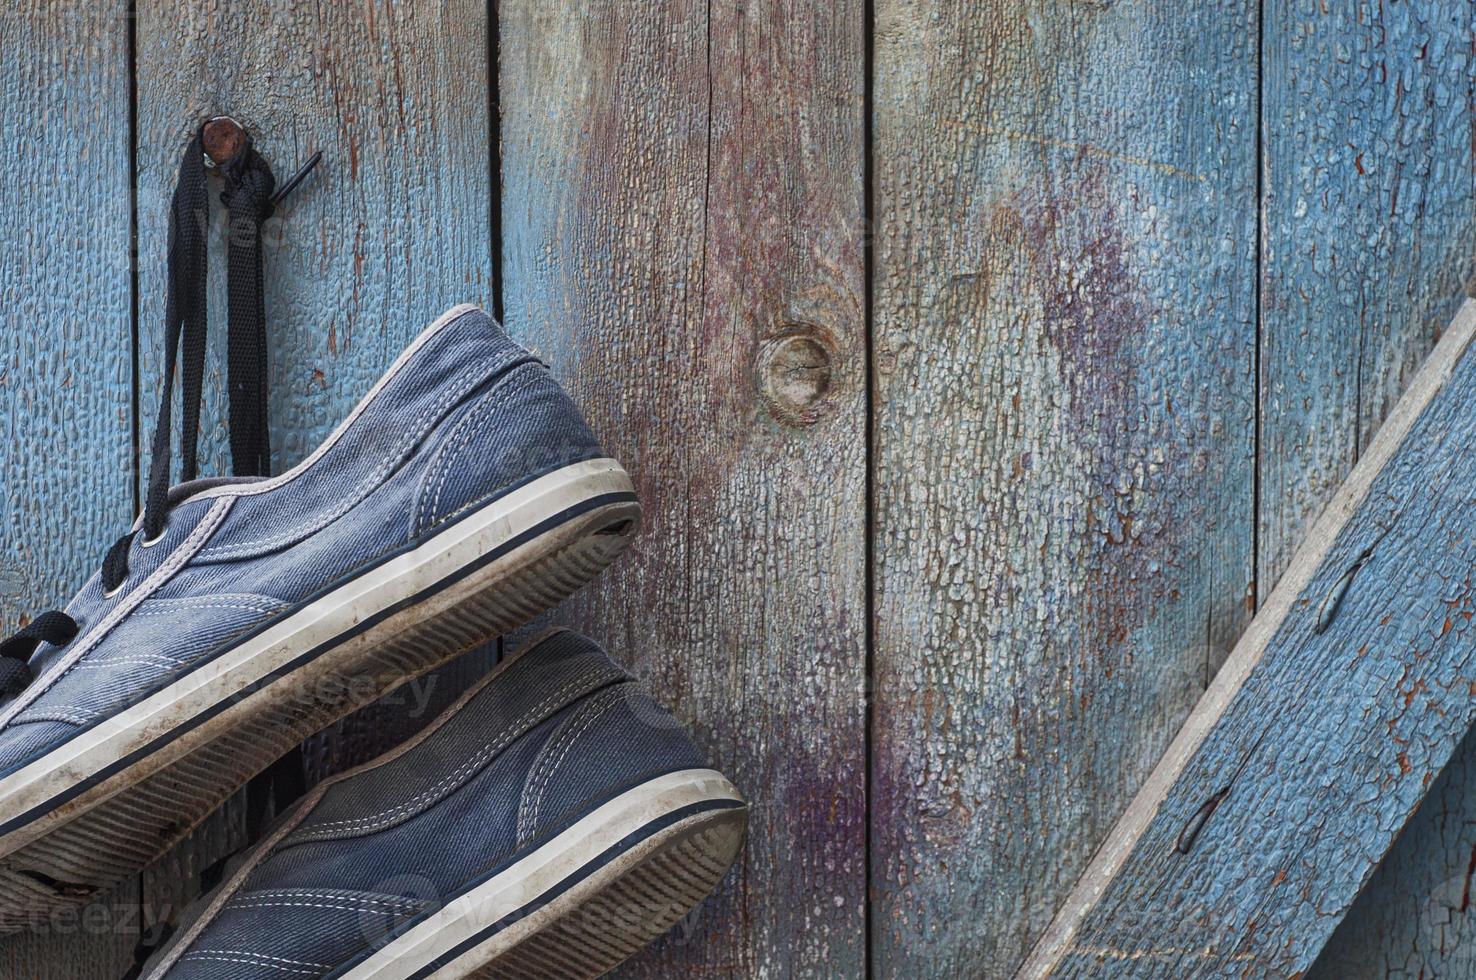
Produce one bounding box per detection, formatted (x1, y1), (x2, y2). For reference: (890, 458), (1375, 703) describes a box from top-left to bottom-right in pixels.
(757, 328), (835, 426)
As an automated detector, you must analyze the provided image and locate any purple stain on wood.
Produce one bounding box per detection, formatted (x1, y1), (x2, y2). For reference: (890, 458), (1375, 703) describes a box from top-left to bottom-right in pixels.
(973, 168), (1195, 660)
(871, 3), (1258, 970)
(1029, 174), (1155, 418)
(501, 1), (868, 975)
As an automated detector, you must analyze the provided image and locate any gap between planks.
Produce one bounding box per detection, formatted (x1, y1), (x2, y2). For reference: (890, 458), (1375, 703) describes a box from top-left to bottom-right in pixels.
(1016, 298), (1476, 979)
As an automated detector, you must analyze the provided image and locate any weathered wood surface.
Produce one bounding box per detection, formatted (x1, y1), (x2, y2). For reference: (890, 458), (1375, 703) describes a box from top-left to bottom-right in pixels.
(1259, 0), (1476, 590)
(871, 2), (1258, 975)
(136, 0), (494, 480)
(4, 0), (1476, 976)
(132, 0), (495, 949)
(0, 3), (139, 977)
(1259, 3), (1476, 975)
(1310, 721), (1476, 979)
(1022, 302), (1476, 979)
(499, 0), (869, 975)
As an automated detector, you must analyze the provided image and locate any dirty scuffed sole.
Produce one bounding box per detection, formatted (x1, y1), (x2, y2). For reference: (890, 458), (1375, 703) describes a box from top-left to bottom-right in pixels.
(340, 770), (748, 980)
(0, 460), (640, 928)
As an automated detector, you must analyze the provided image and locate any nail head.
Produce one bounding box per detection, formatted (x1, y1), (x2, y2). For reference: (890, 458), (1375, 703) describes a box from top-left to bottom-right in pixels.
(202, 116), (249, 166)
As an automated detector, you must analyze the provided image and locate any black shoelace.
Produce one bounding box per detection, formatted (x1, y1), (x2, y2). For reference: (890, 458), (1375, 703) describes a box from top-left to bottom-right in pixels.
(0, 125), (316, 699)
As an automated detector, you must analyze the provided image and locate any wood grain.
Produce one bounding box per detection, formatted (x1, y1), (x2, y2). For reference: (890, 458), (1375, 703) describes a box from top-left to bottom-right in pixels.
(870, 2), (1258, 975)
(5, 1), (1469, 976)
(135, 0), (494, 481)
(499, 0), (869, 974)
(1023, 302), (1476, 979)
(1257, 4), (1476, 975)
(132, 0), (494, 948)
(1259, 0), (1476, 590)
(1308, 719), (1476, 979)
(0, 2), (138, 977)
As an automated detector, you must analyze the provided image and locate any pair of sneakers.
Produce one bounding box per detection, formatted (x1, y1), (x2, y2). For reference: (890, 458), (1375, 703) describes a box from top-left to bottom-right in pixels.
(0, 305), (746, 978)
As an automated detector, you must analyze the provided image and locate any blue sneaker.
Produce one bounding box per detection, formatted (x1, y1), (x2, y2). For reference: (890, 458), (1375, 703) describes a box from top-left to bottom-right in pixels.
(0, 306), (640, 924)
(140, 630), (747, 980)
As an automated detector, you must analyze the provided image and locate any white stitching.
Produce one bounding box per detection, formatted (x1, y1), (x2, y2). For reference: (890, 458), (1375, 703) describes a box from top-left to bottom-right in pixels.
(414, 374), (514, 535)
(237, 889), (424, 909)
(519, 685), (628, 840)
(182, 951), (330, 975)
(290, 669), (619, 841)
(21, 710), (93, 725)
(292, 672), (602, 838)
(0, 498), (234, 729)
(516, 704), (587, 836)
(229, 899), (421, 916)
(431, 370), (544, 527)
(132, 601), (284, 617)
(77, 651), (179, 665)
(417, 368), (544, 536)
(187, 950), (329, 968)
(73, 656), (186, 671)
(198, 362), (493, 560)
(180, 960), (315, 977)
(66, 602), (279, 674)
(134, 593), (284, 608)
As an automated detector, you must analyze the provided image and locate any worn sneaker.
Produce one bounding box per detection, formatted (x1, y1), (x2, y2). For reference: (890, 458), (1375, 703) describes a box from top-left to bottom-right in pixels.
(0, 305), (641, 924)
(140, 630), (747, 980)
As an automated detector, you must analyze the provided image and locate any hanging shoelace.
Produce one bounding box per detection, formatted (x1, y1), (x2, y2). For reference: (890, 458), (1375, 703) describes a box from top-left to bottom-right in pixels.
(0, 122), (319, 699)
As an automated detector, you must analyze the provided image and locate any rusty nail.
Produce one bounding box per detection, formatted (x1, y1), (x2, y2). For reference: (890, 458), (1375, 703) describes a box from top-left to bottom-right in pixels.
(1175, 786), (1230, 855)
(202, 116), (250, 166)
(1314, 548), (1373, 636)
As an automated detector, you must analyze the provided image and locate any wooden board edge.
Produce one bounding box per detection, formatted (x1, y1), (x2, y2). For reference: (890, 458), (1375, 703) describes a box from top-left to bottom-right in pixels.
(1015, 297), (1476, 979)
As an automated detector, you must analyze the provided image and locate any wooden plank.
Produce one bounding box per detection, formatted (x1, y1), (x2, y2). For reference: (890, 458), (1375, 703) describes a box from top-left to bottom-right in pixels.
(1257, 4), (1476, 975)
(1020, 301), (1476, 979)
(499, 0), (868, 974)
(870, 2), (1258, 975)
(1307, 726), (1476, 979)
(136, 0), (494, 479)
(133, 0), (493, 942)
(1259, 0), (1476, 590)
(0, 2), (139, 976)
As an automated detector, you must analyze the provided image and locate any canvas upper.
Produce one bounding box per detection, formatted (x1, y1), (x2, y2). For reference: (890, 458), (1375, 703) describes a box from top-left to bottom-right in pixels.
(145, 630), (711, 979)
(0, 305), (605, 776)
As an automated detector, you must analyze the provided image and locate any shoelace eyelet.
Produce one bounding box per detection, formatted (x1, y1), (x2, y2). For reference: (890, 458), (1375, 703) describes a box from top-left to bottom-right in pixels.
(0, 126), (300, 704)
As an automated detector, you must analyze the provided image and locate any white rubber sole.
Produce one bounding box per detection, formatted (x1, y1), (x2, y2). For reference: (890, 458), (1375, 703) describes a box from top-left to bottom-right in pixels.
(337, 769), (747, 980)
(0, 458), (641, 927)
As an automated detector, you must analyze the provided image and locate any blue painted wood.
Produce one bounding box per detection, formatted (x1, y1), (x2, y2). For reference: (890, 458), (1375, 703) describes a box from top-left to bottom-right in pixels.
(135, 0), (495, 484)
(1258, 3), (1476, 975)
(131, 0), (497, 948)
(1024, 303), (1476, 978)
(1310, 724), (1476, 978)
(499, 0), (869, 975)
(0, 7), (135, 638)
(1259, 0), (1476, 601)
(2, 3), (1469, 977)
(870, 2), (1258, 975)
(0, 3), (139, 977)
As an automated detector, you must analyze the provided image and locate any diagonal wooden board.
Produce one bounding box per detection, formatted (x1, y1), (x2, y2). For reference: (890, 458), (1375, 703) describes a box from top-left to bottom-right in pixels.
(1020, 299), (1476, 978)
